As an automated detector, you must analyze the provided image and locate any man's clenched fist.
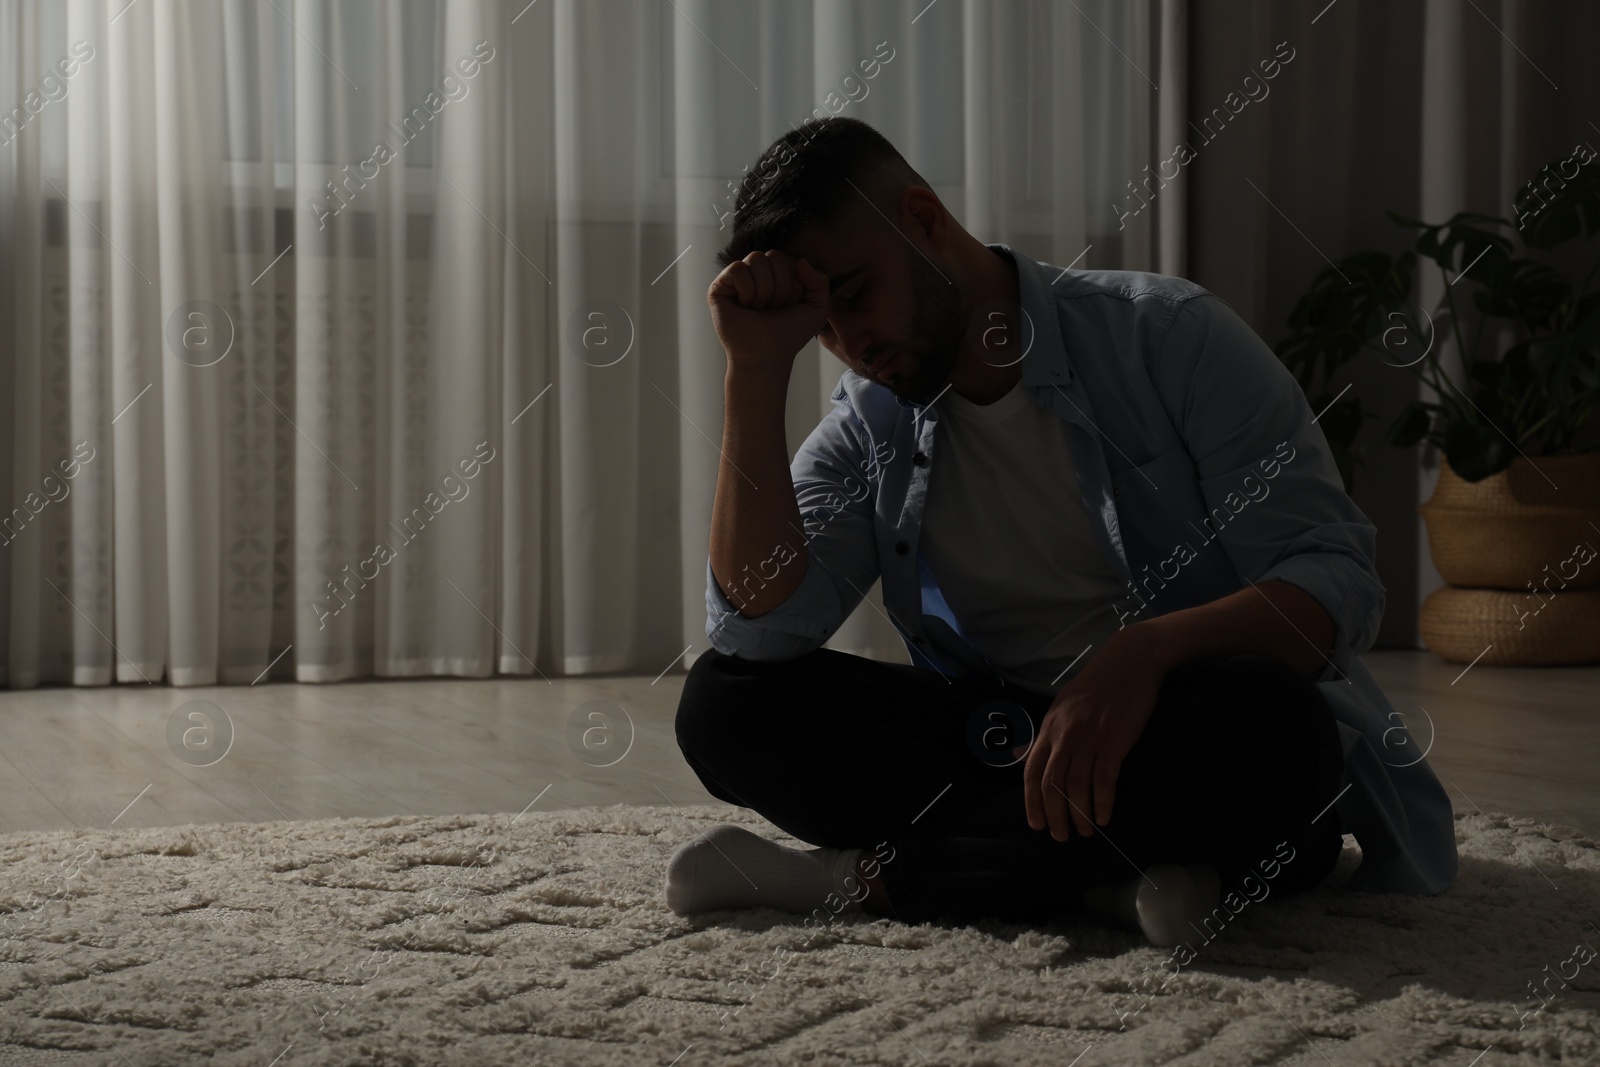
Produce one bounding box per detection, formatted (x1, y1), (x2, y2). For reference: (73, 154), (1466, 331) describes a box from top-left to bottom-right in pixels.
(708, 250), (831, 371)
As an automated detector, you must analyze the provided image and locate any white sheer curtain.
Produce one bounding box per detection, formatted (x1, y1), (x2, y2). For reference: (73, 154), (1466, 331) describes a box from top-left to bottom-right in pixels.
(0, 0), (1172, 689)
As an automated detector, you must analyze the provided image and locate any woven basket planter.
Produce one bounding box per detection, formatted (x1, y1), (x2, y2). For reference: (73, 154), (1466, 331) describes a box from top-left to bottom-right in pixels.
(1417, 452), (1600, 590)
(1418, 585), (1600, 665)
(1417, 451), (1600, 665)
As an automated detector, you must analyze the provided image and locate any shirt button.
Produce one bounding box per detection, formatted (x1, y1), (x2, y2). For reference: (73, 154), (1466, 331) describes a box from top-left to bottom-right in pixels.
(912, 452), (927, 466)
(913, 636), (926, 645)
(895, 541), (909, 555)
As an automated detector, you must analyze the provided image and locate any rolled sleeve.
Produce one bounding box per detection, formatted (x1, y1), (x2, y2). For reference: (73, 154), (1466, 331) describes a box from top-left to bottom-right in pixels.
(705, 554), (839, 660)
(1161, 294), (1385, 683)
(703, 390), (883, 663)
(1258, 548), (1384, 683)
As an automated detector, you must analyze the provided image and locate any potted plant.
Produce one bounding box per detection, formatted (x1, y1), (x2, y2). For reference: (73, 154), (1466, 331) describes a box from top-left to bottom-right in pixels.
(1273, 147), (1600, 665)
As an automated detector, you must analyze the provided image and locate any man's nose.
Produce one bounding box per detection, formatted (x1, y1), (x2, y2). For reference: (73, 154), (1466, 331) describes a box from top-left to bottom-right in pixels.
(835, 327), (881, 367)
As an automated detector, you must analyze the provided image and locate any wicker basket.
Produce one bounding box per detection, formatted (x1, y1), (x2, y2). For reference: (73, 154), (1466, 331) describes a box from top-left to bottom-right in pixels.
(1418, 585), (1600, 665)
(1417, 452), (1600, 590)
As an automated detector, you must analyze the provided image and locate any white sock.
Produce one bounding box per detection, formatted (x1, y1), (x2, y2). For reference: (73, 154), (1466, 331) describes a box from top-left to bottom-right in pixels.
(1134, 862), (1221, 947)
(665, 824), (865, 917)
(1082, 862), (1221, 948)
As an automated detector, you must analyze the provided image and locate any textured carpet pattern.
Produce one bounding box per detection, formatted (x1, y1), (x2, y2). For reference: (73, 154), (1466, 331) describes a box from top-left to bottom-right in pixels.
(1, 804), (1598, 1066)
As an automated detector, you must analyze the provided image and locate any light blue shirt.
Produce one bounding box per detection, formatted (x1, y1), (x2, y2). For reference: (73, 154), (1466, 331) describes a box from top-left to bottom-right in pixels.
(704, 243), (1459, 897)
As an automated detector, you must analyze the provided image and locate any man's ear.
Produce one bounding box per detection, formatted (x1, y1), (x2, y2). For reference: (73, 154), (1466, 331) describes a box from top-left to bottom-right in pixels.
(902, 186), (949, 249)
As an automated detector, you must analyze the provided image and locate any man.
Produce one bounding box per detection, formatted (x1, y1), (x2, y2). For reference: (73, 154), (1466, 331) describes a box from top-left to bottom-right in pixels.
(667, 116), (1456, 946)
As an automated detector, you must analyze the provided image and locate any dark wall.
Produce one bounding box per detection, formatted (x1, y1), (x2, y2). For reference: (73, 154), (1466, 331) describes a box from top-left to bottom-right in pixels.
(1184, 0), (1599, 646)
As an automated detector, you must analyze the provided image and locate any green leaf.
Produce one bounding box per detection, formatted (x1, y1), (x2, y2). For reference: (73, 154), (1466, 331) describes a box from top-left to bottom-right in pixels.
(1443, 419), (1513, 481)
(1472, 257), (1571, 326)
(1516, 148), (1600, 249)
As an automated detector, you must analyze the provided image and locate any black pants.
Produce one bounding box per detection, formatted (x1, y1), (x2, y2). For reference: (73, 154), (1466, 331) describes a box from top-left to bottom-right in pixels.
(674, 646), (1348, 926)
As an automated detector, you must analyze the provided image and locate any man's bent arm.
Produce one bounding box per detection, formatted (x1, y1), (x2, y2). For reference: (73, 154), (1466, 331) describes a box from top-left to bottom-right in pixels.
(1124, 579), (1337, 679)
(1152, 292), (1385, 683)
(709, 364), (810, 619)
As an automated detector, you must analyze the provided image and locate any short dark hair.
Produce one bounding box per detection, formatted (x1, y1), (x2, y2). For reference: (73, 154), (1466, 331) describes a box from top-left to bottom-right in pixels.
(714, 116), (929, 269)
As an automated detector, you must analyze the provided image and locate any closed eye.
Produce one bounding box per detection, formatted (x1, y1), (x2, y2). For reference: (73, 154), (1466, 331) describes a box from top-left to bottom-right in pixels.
(819, 282), (866, 339)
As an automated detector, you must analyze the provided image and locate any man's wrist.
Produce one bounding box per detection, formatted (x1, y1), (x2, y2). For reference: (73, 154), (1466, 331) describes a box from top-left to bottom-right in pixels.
(1107, 581), (1338, 679)
(726, 356), (795, 394)
(1111, 614), (1191, 674)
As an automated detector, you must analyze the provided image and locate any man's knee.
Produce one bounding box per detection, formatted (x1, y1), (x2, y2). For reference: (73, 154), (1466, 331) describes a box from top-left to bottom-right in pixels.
(1220, 653), (1347, 805)
(1215, 655), (1335, 735)
(675, 647), (735, 753)
(1172, 654), (1341, 794)
(675, 645), (827, 757)
(675, 647), (788, 752)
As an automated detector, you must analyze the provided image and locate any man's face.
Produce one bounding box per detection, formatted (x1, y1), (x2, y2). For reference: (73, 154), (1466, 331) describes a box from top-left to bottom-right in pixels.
(784, 207), (965, 405)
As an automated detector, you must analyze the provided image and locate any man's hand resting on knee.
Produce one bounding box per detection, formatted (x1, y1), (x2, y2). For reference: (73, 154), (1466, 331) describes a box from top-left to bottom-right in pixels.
(1012, 626), (1168, 841)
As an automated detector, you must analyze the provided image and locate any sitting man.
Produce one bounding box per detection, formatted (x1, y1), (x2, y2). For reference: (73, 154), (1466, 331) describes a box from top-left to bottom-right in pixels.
(666, 116), (1457, 946)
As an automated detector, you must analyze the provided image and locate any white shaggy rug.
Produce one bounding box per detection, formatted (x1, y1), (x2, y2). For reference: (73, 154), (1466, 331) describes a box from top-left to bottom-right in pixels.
(1, 804), (1597, 1066)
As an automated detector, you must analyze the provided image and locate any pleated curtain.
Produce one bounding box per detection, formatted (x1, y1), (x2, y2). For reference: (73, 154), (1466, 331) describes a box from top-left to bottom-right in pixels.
(0, 0), (1178, 688)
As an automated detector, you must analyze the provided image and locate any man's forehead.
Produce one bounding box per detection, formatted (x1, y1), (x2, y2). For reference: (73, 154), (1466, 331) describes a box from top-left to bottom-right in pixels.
(782, 224), (870, 290)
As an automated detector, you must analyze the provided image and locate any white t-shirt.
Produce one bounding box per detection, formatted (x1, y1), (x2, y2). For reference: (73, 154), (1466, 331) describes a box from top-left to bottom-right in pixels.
(920, 375), (1129, 695)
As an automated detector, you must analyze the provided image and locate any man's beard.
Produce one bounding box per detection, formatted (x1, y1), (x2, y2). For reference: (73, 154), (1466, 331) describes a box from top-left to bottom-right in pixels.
(881, 249), (963, 404)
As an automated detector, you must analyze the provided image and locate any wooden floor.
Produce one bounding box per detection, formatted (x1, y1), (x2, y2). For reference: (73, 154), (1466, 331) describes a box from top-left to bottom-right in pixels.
(0, 651), (1594, 838)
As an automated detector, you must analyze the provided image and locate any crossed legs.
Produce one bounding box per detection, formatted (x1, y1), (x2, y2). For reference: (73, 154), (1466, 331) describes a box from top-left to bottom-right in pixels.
(671, 645), (1346, 930)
